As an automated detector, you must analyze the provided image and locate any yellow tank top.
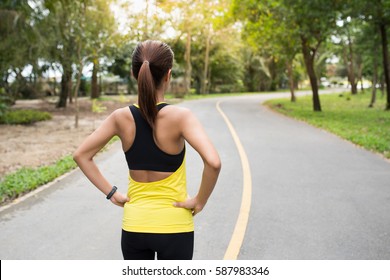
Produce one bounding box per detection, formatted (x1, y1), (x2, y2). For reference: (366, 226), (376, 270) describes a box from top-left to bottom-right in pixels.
(122, 157), (194, 233)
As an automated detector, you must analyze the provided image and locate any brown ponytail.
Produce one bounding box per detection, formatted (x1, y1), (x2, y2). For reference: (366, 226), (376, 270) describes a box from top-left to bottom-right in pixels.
(132, 40), (174, 128)
(137, 60), (157, 128)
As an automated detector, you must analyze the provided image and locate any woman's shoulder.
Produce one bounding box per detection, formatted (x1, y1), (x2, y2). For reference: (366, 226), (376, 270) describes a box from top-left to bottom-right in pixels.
(163, 103), (192, 115)
(109, 106), (134, 124)
(112, 106), (132, 116)
(160, 104), (194, 121)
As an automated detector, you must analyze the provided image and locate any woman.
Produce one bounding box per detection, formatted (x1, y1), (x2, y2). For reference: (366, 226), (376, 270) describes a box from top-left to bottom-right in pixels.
(73, 40), (221, 260)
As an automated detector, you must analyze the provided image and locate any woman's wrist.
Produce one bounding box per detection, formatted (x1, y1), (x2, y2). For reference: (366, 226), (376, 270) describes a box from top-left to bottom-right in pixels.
(106, 186), (117, 200)
(195, 194), (207, 208)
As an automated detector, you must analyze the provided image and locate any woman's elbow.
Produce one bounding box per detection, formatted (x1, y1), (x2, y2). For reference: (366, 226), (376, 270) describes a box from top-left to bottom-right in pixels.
(73, 149), (83, 165)
(73, 152), (79, 164)
(208, 157), (221, 174)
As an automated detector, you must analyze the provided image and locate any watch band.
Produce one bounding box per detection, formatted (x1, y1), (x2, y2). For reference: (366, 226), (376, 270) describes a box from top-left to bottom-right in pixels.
(106, 186), (117, 200)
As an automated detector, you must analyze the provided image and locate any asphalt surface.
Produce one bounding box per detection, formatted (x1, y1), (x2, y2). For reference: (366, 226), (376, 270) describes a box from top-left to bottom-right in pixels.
(1, 90), (390, 260)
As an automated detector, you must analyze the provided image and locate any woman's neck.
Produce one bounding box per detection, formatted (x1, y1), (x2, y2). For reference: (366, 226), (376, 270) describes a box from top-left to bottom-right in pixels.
(156, 89), (165, 103)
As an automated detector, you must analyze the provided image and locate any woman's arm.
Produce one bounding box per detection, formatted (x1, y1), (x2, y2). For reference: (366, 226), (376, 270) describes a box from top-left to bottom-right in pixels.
(174, 108), (221, 216)
(73, 111), (129, 207)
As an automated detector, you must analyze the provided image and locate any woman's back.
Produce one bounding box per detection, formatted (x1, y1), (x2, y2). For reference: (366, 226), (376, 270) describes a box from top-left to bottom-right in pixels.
(118, 102), (194, 234)
(114, 103), (188, 183)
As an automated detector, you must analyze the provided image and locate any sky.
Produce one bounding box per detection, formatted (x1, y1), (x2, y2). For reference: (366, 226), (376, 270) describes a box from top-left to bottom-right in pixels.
(111, 0), (160, 35)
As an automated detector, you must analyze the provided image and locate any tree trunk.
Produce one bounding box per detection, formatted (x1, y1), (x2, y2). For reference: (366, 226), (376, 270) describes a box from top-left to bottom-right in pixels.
(74, 63), (83, 128)
(286, 60), (296, 102)
(247, 65), (256, 92)
(91, 58), (99, 99)
(301, 36), (322, 111)
(200, 31), (211, 95)
(380, 75), (385, 97)
(347, 29), (357, 95)
(350, 71), (357, 95)
(269, 58), (277, 91)
(358, 61), (364, 92)
(57, 66), (72, 108)
(183, 32), (192, 95)
(369, 50), (378, 108)
(207, 64), (212, 93)
(68, 84), (73, 104)
(74, 41), (84, 128)
(379, 22), (390, 110)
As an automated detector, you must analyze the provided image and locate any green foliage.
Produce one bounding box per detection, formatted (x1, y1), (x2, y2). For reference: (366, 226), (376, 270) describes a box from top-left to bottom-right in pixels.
(266, 92), (390, 158)
(1, 0), (389, 103)
(91, 99), (107, 113)
(0, 88), (10, 117)
(0, 136), (121, 204)
(0, 109), (52, 125)
(0, 102), (7, 117)
(0, 155), (77, 204)
(231, 0), (303, 93)
(0, 1), (48, 100)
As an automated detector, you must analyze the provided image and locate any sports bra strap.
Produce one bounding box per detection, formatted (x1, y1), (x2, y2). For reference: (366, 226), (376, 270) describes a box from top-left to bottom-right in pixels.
(124, 103), (185, 172)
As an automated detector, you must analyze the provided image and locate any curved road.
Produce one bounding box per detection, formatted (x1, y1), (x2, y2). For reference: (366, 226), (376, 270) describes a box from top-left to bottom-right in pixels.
(1, 91), (390, 260)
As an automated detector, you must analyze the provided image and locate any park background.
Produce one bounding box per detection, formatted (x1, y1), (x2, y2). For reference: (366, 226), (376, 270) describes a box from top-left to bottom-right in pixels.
(0, 0), (390, 206)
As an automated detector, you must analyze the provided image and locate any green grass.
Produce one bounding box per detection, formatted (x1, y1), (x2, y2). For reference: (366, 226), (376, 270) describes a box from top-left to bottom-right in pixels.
(0, 109), (52, 125)
(0, 136), (120, 205)
(0, 155), (77, 204)
(265, 91), (390, 159)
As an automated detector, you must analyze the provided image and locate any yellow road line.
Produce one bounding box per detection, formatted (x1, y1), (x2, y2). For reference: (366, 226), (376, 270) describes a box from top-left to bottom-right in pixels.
(216, 100), (252, 260)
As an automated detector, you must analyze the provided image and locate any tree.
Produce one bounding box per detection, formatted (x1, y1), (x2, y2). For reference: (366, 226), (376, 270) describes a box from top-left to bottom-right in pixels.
(158, 0), (207, 95)
(158, 0), (189, 94)
(41, 0), (122, 107)
(348, 0), (390, 110)
(374, 0), (390, 110)
(42, 0), (81, 108)
(72, 0), (122, 126)
(357, 23), (384, 107)
(197, 0), (232, 94)
(334, 16), (361, 95)
(84, 0), (120, 99)
(159, 0), (239, 95)
(232, 0), (301, 101)
(0, 0), (43, 100)
(371, 0), (390, 110)
(107, 41), (137, 95)
(283, 0), (342, 111)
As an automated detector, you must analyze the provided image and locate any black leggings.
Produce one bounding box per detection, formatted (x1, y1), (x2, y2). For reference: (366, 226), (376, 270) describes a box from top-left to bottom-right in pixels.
(121, 230), (194, 260)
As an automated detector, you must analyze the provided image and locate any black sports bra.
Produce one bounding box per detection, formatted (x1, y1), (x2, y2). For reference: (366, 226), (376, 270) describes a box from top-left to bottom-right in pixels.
(124, 103), (185, 172)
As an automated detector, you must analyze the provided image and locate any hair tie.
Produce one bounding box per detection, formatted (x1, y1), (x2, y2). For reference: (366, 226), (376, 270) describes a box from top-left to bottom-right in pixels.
(143, 60), (149, 65)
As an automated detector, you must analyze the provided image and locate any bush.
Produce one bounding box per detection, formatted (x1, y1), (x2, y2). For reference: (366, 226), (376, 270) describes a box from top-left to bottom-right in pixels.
(0, 88), (11, 118)
(0, 109), (52, 125)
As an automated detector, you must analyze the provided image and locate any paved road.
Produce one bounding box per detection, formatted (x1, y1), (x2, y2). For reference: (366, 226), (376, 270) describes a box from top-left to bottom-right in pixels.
(1, 90), (390, 260)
